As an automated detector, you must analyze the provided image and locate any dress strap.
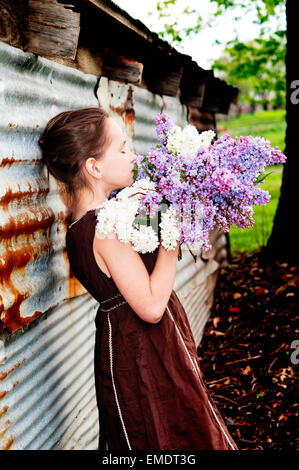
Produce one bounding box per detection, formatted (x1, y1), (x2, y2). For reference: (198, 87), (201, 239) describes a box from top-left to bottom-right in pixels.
(68, 213), (87, 228)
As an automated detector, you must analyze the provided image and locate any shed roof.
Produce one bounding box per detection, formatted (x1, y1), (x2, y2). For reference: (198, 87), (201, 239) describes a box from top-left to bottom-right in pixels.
(0, 0), (238, 111)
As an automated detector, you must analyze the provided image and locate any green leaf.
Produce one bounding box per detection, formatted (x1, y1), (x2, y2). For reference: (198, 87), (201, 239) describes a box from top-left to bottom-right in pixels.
(141, 163), (152, 179)
(133, 164), (138, 180)
(253, 170), (274, 185)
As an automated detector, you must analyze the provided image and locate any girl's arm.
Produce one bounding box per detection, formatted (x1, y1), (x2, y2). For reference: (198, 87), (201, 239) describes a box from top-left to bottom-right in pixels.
(93, 231), (180, 324)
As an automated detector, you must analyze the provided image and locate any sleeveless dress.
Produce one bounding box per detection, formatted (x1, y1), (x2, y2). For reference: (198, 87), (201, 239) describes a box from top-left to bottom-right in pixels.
(65, 208), (238, 451)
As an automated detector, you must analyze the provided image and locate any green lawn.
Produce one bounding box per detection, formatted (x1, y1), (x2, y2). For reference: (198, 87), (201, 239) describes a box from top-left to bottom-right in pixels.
(216, 110), (286, 255)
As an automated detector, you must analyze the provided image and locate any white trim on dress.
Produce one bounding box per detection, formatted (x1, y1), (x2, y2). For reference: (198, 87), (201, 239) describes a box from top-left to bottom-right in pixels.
(166, 305), (237, 450)
(107, 311), (132, 450)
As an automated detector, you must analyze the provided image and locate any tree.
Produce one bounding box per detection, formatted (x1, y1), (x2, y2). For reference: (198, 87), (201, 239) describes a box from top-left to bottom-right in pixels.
(151, 0), (298, 264)
(265, 1), (298, 264)
(211, 32), (286, 109)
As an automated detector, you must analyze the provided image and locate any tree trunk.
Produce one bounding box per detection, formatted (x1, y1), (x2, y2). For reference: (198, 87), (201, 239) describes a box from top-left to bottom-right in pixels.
(264, 0), (299, 265)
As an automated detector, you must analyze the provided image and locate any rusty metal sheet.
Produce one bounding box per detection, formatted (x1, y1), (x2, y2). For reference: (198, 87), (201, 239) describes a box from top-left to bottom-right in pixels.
(0, 40), (99, 333)
(0, 293), (99, 450)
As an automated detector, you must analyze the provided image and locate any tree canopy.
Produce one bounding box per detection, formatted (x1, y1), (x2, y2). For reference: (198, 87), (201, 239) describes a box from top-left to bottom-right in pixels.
(149, 0), (286, 107)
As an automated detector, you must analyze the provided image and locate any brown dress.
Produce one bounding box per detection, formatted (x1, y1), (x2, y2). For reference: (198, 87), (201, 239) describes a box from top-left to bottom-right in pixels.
(66, 208), (238, 451)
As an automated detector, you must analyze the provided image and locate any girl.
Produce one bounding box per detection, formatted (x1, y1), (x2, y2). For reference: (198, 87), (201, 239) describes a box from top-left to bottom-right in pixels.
(38, 106), (238, 451)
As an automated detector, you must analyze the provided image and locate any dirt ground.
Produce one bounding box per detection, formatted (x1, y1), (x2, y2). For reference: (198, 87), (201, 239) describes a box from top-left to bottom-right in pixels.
(197, 247), (298, 450)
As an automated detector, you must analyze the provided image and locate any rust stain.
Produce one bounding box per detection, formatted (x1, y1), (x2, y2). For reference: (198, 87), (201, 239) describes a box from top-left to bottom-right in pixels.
(0, 157), (41, 168)
(0, 420), (14, 450)
(0, 206), (56, 333)
(1, 301), (43, 334)
(0, 358), (26, 381)
(0, 209), (55, 239)
(0, 372), (7, 381)
(0, 187), (48, 206)
(161, 96), (168, 113)
(0, 391), (7, 400)
(0, 407), (8, 419)
(12, 381), (19, 390)
(62, 247), (86, 300)
(0, 406), (8, 420)
(0, 235), (51, 333)
(2, 437), (14, 450)
(1, 438), (14, 450)
(109, 86), (135, 142)
(118, 55), (141, 66)
(0, 355), (7, 366)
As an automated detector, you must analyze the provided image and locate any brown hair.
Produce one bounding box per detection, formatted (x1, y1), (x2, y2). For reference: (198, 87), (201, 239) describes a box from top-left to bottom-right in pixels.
(38, 106), (110, 208)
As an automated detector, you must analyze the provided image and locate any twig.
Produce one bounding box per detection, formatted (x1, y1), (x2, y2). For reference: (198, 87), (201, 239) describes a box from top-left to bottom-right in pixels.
(225, 354), (262, 366)
(269, 344), (286, 356)
(212, 394), (239, 406)
(206, 376), (229, 385)
(267, 357), (278, 373)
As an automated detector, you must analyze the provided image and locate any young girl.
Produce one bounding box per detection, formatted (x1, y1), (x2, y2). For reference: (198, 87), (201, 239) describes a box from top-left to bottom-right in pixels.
(38, 107), (238, 451)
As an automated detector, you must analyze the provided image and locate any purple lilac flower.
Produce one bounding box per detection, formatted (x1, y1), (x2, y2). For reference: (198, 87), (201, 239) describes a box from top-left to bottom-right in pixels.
(133, 112), (287, 252)
(155, 113), (174, 146)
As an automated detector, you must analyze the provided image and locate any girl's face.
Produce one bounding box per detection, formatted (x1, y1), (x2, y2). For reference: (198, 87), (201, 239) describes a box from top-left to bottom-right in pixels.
(100, 117), (137, 191)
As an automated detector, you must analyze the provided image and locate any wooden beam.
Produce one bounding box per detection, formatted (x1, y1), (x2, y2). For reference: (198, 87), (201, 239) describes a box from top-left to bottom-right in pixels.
(25, 0), (80, 60)
(0, 0), (28, 50)
(180, 61), (207, 107)
(188, 106), (217, 133)
(79, 0), (149, 41)
(102, 51), (143, 85)
(142, 53), (185, 97)
(201, 77), (239, 114)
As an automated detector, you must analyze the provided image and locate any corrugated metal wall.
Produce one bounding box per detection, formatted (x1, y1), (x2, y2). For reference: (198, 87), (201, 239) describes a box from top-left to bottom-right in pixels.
(0, 40), (100, 450)
(0, 39), (98, 333)
(0, 42), (227, 449)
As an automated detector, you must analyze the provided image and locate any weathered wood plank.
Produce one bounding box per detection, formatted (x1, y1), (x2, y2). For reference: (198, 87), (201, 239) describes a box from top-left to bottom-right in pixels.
(180, 61), (207, 107)
(26, 0), (80, 59)
(102, 52), (143, 84)
(0, 0), (28, 50)
(142, 55), (185, 97)
(201, 77), (239, 114)
(188, 106), (217, 133)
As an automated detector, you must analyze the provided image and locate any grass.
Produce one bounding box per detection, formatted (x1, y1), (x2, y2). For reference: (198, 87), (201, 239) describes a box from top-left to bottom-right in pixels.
(217, 109), (286, 152)
(216, 109), (286, 255)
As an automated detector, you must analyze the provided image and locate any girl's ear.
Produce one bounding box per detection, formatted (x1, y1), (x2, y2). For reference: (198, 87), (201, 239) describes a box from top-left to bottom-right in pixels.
(84, 158), (102, 179)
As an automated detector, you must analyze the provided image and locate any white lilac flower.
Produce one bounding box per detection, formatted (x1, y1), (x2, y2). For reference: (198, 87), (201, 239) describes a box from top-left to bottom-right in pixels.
(95, 178), (160, 253)
(114, 200), (137, 243)
(159, 206), (180, 250)
(197, 129), (216, 148)
(95, 199), (118, 235)
(167, 124), (215, 159)
(131, 224), (159, 253)
(166, 126), (182, 155)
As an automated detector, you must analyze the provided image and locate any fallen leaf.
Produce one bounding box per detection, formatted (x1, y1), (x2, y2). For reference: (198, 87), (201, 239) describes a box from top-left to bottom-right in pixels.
(241, 365), (252, 375)
(233, 292), (242, 299)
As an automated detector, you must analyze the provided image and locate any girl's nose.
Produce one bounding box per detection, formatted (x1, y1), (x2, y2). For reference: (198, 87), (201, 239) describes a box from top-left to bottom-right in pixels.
(131, 151), (137, 162)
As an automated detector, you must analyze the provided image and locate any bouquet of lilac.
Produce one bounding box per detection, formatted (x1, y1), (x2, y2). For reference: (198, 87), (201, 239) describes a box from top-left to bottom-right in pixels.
(131, 112), (287, 256)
